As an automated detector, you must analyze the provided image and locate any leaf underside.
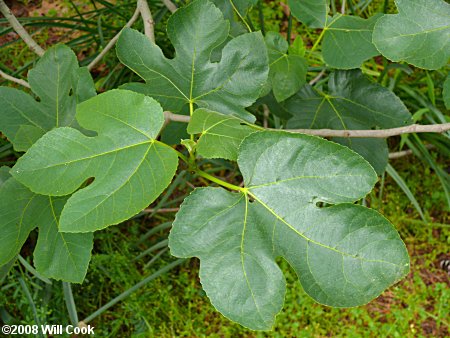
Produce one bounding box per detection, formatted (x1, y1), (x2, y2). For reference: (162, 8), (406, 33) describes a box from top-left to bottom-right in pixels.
(170, 131), (410, 330)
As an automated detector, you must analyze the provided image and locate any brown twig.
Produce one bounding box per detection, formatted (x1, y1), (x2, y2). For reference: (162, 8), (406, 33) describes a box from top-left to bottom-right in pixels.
(262, 104), (269, 128)
(138, 0), (155, 43)
(164, 111), (190, 123)
(284, 123), (450, 138)
(0, 70), (30, 88)
(162, 0), (177, 13)
(341, 0), (346, 14)
(309, 69), (326, 85)
(143, 207), (180, 213)
(164, 111), (450, 138)
(185, 181), (196, 190)
(0, 0), (45, 57)
(389, 144), (435, 159)
(87, 7), (141, 71)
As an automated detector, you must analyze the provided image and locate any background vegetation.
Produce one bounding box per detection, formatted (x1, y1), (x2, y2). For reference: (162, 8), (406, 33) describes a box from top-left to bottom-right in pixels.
(0, 0), (449, 336)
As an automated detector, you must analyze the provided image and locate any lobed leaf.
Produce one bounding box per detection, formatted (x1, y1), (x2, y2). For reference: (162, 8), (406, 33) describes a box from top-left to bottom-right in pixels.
(188, 109), (256, 161)
(209, 0), (249, 61)
(372, 0), (450, 70)
(0, 45), (97, 282)
(265, 32), (308, 102)
(322, 14), (381, 69)
(284, 70), (412, 173)
(0, 174), (93, 283)
(170, 131), (409, 330)
(170, 187), (286, 330)
(12, 90), (179, 233)
(116, 0), (268, 122)
(288, 6), (381, 69)
(0, 44), (96, 152)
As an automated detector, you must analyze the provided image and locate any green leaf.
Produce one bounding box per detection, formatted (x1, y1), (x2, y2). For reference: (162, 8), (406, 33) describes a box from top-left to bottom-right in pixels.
(265, 32), (308, 102)
(0, 256), (16, 283)
(12, 90), (179, 232)
(284, 70), (412, 173)
(444, 74), (450, 110)
(161, 106), (190, 145)
(0, 44), (96, 152)
(34, 195), (93, 282)
(322, 14), (381, 69)
(288, 36), (306, 57)
(181, 139), (197, 153)
(161, 122), (190, 145)
(0, 176), (93, 283)
(116, 0), (268, 122)
(0, 167), (10, 186)
(170, 131), (409, 330)
(170, 187), (286, 330)
(289, 0), (329, 28)
(214, 0), (255, 17)
(0, 180), (32, 268)
(188, 109), (256, 161)
(0, 45), (96, 282)
(372, 0), (450, 70)
(256, 92), (292, 120)
(209, 0), (248, 61)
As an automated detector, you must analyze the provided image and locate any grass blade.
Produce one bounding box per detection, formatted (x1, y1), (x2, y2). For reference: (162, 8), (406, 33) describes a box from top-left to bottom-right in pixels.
(82, 259), (186, 324)
(0, 256), (16, 284)
(18, 277), (44, 337)
(18, 255), (52, 285)
(407, 136), (450, 210)
(386, 164), (426, 222)
(144, 248), (169, 269)
(63, 282), (79, 327)
(135, 239), (169, 261)
(137, 221), (172, 244)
